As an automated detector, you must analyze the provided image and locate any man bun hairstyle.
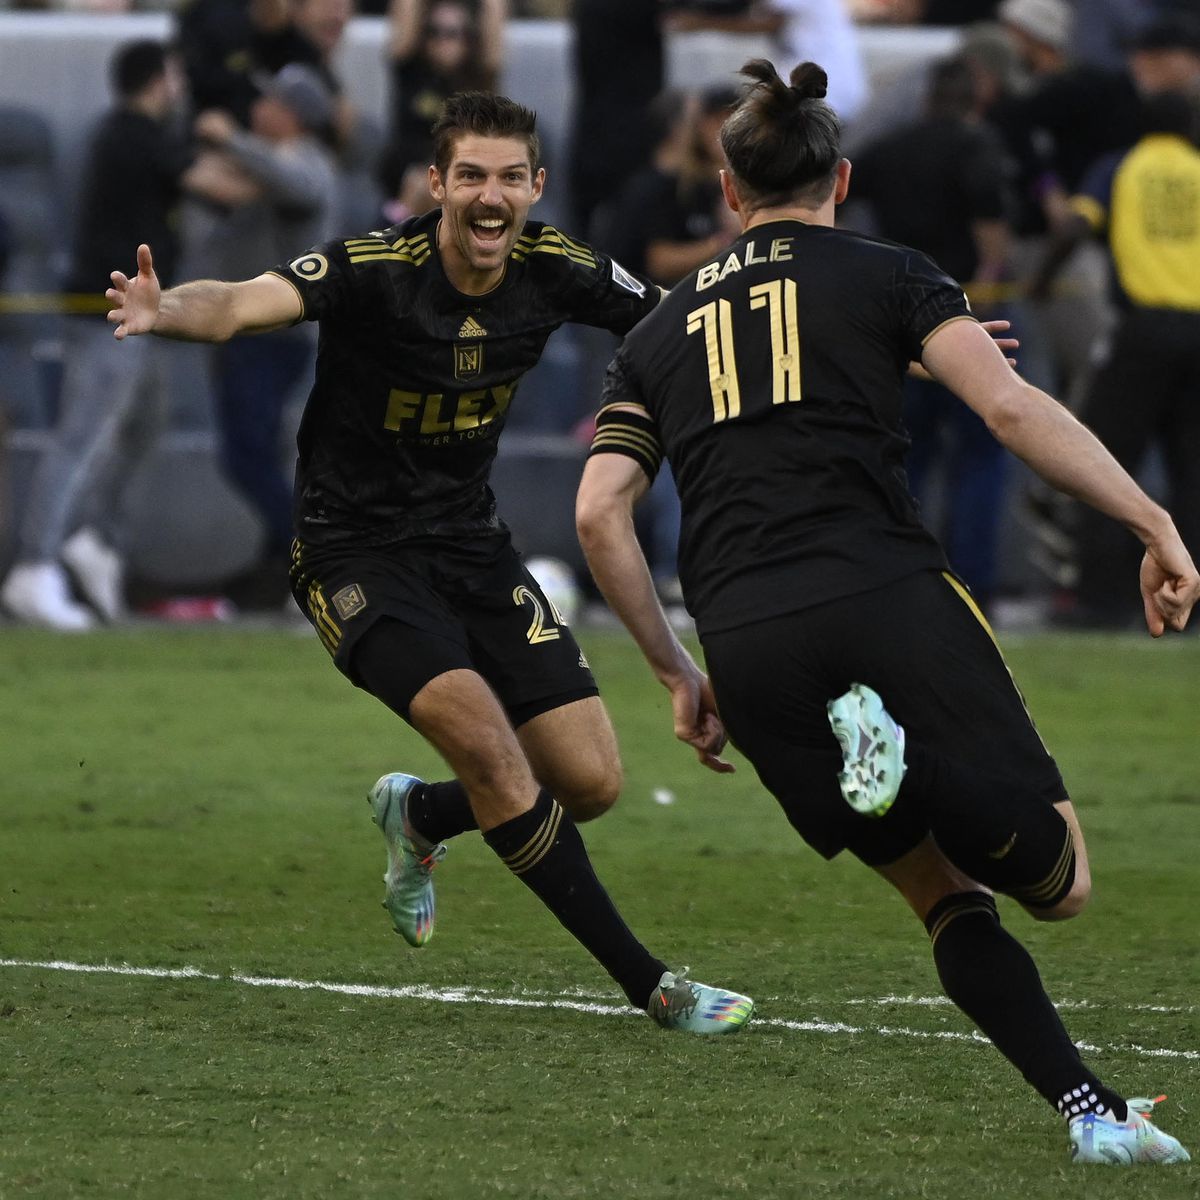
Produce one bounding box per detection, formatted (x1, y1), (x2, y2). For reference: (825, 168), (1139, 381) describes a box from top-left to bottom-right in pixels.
(720, 60), (843, 211)
(432, 91), (542, 176)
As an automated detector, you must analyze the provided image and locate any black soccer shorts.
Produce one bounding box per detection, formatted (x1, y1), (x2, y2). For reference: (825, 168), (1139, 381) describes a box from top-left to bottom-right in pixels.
(289, 533), (597, 725)
(701, 569), (1068, 867)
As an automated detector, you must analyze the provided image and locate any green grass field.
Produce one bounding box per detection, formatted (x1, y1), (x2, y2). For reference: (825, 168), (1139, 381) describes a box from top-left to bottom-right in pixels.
(2, 626), (1198, 1199)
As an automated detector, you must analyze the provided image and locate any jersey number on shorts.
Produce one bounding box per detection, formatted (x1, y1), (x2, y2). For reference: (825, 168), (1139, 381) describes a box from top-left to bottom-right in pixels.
(513, 585), (564, 644)
(685, 279), (802, 423)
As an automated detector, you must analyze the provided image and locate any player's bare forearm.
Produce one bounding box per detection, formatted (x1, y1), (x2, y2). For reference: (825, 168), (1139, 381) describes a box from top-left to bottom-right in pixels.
(152, 280), (244, 342)
(576, 471), (691, 685)
(577, 456), (735, 772)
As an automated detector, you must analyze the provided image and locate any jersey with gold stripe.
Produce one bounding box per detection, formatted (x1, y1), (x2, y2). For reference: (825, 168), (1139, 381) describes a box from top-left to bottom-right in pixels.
(268, 210), (659, 547)
(590, 219), (969, 636)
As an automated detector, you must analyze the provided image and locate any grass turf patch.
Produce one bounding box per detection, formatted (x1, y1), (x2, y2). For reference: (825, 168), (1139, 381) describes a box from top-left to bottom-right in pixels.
(1, 627), (1197, 1198)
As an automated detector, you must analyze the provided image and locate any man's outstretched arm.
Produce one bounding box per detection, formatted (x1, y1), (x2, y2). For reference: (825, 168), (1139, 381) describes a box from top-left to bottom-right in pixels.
(107, 242), (302, 343)
(923, 318), (1200, 636)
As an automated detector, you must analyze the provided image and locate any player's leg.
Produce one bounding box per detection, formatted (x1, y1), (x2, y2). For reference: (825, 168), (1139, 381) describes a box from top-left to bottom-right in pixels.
(402, 663), (751, 1024)
(875, 836), (1188, 1164)
(515, 695), (622, 822)
(822, 572), (1096, 913)
(828, 681), (1090, 918)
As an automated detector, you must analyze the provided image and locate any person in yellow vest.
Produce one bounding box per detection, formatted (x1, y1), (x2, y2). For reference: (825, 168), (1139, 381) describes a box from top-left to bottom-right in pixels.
(1032, 90), (1200, 628)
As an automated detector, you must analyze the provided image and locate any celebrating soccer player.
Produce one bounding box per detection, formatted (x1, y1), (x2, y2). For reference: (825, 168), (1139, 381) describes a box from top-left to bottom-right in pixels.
(576, 60), (1197, 1162)
(105, 92), (753, 1035)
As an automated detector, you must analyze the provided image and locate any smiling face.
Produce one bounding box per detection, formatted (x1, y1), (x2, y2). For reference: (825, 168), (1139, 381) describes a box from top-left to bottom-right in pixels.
(430, 133), (545, 294)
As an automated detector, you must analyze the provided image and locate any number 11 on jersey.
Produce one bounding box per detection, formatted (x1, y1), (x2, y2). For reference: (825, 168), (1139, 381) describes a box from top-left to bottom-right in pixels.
(686, 278), (802, 423)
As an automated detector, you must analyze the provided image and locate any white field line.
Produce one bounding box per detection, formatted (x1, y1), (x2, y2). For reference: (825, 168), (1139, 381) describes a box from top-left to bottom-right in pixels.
(2, 958), (1198, 1062)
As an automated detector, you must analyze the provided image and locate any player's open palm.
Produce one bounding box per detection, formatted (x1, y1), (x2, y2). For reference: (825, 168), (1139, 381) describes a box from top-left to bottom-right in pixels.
(107, 243), (160, 340)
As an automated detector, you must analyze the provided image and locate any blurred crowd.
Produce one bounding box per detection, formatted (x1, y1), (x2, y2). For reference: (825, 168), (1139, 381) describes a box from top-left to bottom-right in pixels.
(0, 0), (1198, 632)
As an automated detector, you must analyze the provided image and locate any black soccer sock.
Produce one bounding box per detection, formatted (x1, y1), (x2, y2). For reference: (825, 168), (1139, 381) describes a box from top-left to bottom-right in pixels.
(483, 789), (667, 1008)
(405, 780), (478, 845)
(901, 747), (1077, 908)
(925, 892), (1126, 1121)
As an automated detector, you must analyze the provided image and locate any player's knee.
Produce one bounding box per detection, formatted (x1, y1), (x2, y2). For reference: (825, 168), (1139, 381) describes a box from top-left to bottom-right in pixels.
(1028, 861), (1091, 922)
(557, 767), (622, 822)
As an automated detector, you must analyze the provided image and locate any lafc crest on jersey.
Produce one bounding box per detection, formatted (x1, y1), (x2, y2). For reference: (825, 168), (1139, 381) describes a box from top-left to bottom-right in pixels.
(455, 315), (487, 379)
(454, 343), (484, 380)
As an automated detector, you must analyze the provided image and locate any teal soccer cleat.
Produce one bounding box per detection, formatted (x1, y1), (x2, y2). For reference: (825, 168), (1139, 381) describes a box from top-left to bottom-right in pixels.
(647, 967), (754, 1034)
(1069, 1096), (1192, 1165)
(826, 682), (908, 817)
(368, 773), (446, 947)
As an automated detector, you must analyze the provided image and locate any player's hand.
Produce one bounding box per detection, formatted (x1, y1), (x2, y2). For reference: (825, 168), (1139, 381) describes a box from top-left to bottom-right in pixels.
(980, 318), (1019, 368)
(1139, 529), (1200, 636)
(666, 667), (735, 775)
(106, 244), (160, 340)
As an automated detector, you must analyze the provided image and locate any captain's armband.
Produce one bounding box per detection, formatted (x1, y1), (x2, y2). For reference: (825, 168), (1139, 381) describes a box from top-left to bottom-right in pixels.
(588, 404), (663, 482)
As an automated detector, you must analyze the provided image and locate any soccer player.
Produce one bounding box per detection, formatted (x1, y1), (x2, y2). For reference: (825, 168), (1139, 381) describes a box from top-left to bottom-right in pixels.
(105, 91), (753, 1035)
(576, 60), (1197, 1161)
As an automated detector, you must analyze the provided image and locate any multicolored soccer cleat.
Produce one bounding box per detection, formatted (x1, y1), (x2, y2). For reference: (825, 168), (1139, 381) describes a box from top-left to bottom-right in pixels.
(826, 682), (907, 817)
(647, 967), (754, 1034)
(368, 773), (446, 948)
(1069, 1096), (1192, 1165)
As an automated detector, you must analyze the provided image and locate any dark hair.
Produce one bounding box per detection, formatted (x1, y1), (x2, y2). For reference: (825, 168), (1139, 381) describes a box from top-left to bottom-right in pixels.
(111, 40), (168, 101)
(927, 55), (977, 118)
(719, 60), (842, 210)
(432, 91), (541, 176)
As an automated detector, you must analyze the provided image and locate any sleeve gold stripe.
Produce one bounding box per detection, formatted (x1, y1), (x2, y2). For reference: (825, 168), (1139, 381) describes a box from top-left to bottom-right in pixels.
(592, 427), (662, 457)
(348, 252), (422, 265)
(920, 313), (979, 347)
(1069, 194), (1106, 232)
(264, 270), (306, 322)
(596, 401), (652, 420)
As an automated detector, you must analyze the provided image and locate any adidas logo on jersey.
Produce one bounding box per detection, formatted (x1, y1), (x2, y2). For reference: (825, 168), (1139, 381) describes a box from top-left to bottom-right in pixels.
(458, 316), (488, 339)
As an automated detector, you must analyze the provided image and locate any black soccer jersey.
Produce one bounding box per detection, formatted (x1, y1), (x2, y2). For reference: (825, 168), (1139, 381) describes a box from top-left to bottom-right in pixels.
(269, 209), (660, 547)
(590, 218), (975, 635)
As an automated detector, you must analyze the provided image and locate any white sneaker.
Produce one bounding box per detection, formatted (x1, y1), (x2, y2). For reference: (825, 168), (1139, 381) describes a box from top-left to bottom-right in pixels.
(1069, 1096), (1191, 1165)
(62, 527), (126, 622)
(1, 561), (96, 631)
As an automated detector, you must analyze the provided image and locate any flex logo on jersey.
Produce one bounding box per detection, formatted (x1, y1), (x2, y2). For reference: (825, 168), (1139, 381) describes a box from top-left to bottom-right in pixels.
(383, 383), (515, 444)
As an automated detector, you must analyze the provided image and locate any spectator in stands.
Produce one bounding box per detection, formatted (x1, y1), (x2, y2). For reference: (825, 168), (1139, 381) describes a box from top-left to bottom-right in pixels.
(1031, 91), (1200, 628)
(178, 0), (296, 125)
(854, 56), (1014, 607)
(186, 64), (340, 608)
(667, 0), (868, 121)
(379, 0), (507, 218)
(601, 85), (740, 288)
(178, 0), (356, 141)
(850, 0), (1001, 23)
(0, 41), (227, 631)
(569, 0), (664, 235)
(1128, 14), (1200, 99)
